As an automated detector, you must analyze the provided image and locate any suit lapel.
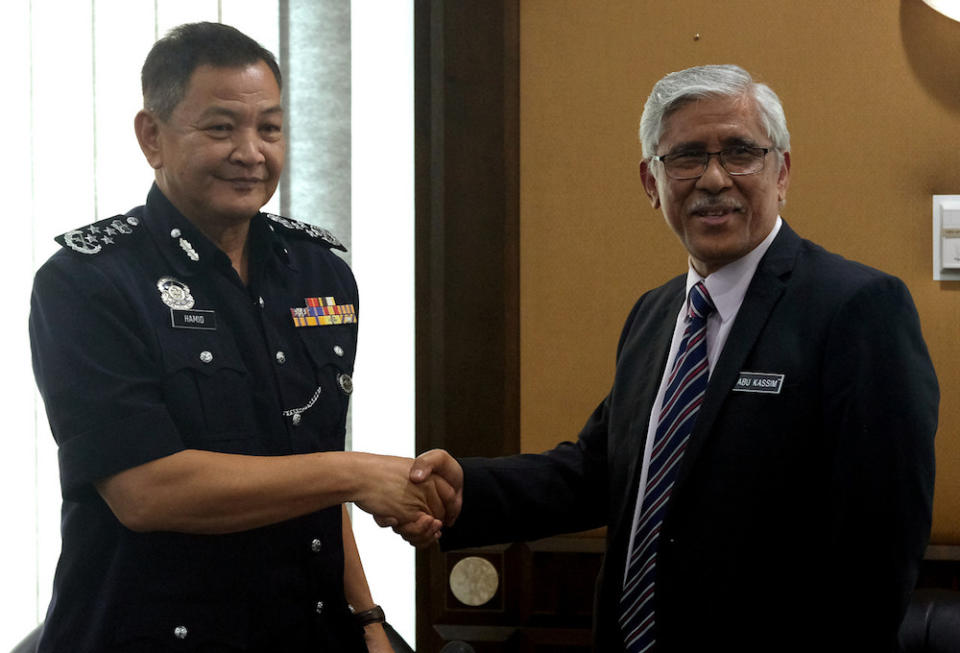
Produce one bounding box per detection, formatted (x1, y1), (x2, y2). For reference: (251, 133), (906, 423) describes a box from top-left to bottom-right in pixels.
(670, 223), (803, 496)
(609, 277), (685, 548)
(621, 281), (685, 481)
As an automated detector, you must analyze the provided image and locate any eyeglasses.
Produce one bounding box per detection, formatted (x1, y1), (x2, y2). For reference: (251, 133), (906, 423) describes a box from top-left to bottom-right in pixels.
(651, 146), (771, 180)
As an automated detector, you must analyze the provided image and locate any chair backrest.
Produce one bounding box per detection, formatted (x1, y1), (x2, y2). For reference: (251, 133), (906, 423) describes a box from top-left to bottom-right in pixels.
(899, 589), (960, 653)
(9, 623), (42, 653)
(384, 622), (415, 653)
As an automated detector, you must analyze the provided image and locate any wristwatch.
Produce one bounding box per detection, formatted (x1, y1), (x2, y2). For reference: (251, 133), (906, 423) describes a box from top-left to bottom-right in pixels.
(353, 604), (386, 627)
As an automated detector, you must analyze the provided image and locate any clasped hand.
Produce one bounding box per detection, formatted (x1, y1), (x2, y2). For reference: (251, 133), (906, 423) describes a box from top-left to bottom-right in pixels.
(353, 450), (463, 548)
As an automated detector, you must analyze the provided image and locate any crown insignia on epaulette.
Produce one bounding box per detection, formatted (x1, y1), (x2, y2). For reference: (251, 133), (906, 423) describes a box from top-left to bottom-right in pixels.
(55, 215), (142, 255)
(263, 213), (346, 251)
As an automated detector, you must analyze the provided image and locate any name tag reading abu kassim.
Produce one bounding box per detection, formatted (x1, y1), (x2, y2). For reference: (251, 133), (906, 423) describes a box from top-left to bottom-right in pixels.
(733, 371), (785, 394)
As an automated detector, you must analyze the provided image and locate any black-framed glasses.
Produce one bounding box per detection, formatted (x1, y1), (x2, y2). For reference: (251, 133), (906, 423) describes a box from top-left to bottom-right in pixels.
(652, 146), (771, 180)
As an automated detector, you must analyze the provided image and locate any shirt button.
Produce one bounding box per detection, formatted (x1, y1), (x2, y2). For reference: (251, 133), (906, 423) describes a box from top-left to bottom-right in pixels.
(333, 345), (344, 357)
(276, 351), (287, 364)
(258, 296), (265, 308)
(170, 228), (181, 238)
(311, 538), (323, 553)
(315, 600), (325, 615)
(292, 413), (302, 426)
(199, 351), (213, 364)
(174, 625), (188, 640)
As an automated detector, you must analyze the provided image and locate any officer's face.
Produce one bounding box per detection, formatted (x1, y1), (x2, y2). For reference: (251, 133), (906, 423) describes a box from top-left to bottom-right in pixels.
(138, 61), (284, 228)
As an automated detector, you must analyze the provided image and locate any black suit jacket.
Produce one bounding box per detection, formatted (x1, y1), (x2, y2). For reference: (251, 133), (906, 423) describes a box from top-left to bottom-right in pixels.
(442, 223), (938, 652)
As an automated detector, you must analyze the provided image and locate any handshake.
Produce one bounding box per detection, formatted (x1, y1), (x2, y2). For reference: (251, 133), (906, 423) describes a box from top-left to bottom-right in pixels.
(353, 449), (463, 548)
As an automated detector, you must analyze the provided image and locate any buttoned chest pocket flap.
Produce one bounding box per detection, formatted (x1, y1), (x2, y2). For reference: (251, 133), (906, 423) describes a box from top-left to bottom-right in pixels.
(297, 325), (356, 377)
(156, 328), (258, 445)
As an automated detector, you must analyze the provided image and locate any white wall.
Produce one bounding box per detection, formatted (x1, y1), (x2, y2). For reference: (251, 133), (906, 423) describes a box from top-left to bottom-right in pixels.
(349, 0), (417, 646)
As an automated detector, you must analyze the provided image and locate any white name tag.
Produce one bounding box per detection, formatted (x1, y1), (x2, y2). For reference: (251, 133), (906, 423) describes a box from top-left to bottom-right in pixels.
(732, 371), (785, 394)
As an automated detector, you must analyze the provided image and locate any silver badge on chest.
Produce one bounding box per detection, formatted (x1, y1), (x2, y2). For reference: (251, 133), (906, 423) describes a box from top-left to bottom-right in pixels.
(156, 277), (195, 310)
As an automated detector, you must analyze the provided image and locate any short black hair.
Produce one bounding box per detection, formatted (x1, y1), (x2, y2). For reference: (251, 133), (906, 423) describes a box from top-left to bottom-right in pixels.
(141, 22), (282, 121)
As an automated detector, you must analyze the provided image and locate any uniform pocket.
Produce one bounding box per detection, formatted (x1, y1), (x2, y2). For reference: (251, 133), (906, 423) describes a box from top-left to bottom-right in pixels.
(287, 326), (356, 435)
(296, 324), (356, 374)
(156, 328), (259, 449)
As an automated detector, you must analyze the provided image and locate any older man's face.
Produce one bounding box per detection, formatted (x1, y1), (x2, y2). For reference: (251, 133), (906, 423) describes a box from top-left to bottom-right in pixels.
(140, 61), (284, 228)
(640, 94), (790, 276)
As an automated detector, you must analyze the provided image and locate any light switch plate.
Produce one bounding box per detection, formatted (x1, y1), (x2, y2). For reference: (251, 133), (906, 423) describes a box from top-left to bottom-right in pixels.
(933, 195), (960, 280)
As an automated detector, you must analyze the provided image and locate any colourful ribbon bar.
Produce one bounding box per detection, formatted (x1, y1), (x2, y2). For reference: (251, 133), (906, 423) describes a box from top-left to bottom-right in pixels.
(291, 298), (357, 327)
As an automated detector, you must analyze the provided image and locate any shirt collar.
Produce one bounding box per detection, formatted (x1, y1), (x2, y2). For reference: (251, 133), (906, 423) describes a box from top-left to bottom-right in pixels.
(142, 183), (292, 277)
(685, 216), (783, 324)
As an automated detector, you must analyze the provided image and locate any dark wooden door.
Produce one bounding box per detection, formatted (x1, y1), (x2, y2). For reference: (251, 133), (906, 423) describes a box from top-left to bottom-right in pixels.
(414, 2), (598, 650)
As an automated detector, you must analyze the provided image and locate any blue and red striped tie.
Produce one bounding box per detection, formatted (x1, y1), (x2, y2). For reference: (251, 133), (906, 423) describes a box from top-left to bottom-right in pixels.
(619, 281), (715, 652)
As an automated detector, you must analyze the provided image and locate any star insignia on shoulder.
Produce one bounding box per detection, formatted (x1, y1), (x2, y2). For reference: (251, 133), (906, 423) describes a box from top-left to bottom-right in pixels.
(55, 215), (142, 256)
(263, 213), (347, 252)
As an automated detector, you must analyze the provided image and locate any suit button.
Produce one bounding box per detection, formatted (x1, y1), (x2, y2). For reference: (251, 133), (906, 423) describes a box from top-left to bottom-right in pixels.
(333, 345), (344, 357)
(199, 351), (213, 364)
(316, 600), (325, 615)
(276, 351), (287, 364)
(174, 625), (188, 640)
(337, 373), (353, 395)
(292, 413), (302, 426)
(311, 538), (323, 553)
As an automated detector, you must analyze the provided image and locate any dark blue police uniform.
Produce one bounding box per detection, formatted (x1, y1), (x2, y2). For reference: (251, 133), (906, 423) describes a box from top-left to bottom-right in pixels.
(29, 184), (366, 652)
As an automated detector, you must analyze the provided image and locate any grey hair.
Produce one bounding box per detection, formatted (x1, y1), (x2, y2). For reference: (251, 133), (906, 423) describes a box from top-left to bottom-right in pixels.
(639, 64), (790, 162)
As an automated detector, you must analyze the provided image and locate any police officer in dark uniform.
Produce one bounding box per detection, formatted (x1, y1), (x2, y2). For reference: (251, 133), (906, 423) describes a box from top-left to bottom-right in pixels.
(29, 22), (444, 653)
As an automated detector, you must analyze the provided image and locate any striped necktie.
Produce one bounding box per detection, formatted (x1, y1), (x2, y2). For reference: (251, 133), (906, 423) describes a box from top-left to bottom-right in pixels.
(619, 281), (716, 652)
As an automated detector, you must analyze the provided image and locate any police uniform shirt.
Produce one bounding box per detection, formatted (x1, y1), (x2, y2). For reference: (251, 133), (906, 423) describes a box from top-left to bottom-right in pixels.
(29, 184), (365, 652)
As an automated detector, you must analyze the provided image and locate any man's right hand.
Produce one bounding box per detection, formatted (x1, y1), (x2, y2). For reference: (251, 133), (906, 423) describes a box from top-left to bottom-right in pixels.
(380, 449), (463, 547)
(351, 454), (448, 533)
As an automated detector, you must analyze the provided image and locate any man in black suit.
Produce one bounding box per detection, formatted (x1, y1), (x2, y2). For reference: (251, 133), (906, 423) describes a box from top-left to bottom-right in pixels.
(398, 65), (939, 652)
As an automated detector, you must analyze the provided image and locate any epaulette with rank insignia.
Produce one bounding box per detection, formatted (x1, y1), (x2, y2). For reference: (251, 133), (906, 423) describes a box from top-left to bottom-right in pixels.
(263, 213), (347, 252)
(55, 214), (143, 255)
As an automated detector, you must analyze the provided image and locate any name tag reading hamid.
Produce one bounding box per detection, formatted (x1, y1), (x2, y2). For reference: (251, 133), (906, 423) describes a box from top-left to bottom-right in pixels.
(733, 371), (784, 394)
(171, 309), (218, 330)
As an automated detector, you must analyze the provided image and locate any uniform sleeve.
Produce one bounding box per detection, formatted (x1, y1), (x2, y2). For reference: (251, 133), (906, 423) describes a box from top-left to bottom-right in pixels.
(30, 256), (184, 501)
(821, 274), (938, 647)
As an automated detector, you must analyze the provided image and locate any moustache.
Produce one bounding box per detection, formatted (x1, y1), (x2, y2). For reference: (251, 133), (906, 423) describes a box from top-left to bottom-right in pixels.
(687, 197), (744, 215)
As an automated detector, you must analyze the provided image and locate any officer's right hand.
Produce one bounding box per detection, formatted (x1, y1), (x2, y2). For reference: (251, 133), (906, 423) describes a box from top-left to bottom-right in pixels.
(381, 449), (463, 548)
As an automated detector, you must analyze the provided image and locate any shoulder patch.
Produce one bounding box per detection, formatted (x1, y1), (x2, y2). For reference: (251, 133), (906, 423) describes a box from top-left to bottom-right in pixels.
(55, 214), (143, 255)
(263, 213), (347, 252)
